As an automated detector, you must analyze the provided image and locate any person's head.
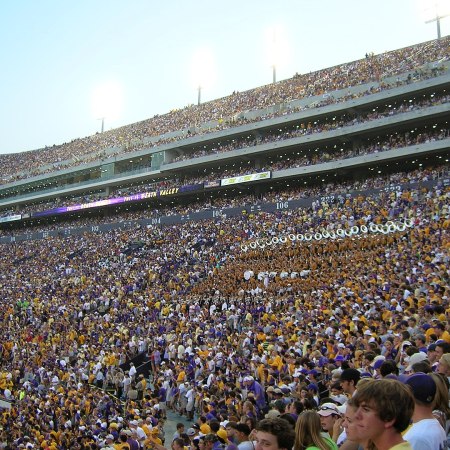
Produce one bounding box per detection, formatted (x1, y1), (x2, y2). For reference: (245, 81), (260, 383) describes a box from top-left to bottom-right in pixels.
(340, 368), (361, 394)
(430, 373), (450, 415)
(427, 343), (438, 362)
(405, 372), (437, 407)
(278, 413), (296, 429)
(411, 360), (432, 374)
(233, 423), (250, 443)
(433, 322), (446, 338)
(435, 341), (450, 361)
(226, 421), (238, 440)
(217, 429), (228, 444)
(293, 410), (327, 450)
(187, 428), (197, 440)
(245, 417), (256, 432)
(209, 420), (220, 433)
(173, 437), (186, 450)
(273, 399), (286, 414)
(105, 434), (115, 444)
(287, 400), (304, 415)
(317, 402), (342, 432)
(343, 399), (368, 445)
(437, 353), (450, 376)
(414, 333), (426, 347)
(379, 359), (398, 378)
(197, 436), (206, 450)
(254, 418), (295, 450)
(203, 434), (219, 450)
(352, 378), (414, 440)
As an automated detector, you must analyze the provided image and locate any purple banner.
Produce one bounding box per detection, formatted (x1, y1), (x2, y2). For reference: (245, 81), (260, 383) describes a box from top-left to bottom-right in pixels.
(31, 184), (203, 218)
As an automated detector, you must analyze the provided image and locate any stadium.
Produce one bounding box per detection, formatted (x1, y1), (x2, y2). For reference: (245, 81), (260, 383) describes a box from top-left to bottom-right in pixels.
(0, 35), (449, 449)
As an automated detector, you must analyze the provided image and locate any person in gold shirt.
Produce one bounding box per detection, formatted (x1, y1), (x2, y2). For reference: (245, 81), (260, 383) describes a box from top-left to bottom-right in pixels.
(199, 416), (211, 435)
(433, 322), (450, 343)
(144, 427), (163, 449)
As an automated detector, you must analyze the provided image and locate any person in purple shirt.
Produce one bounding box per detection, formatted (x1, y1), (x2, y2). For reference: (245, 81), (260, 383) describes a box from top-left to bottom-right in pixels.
(244, 376), (266, 415)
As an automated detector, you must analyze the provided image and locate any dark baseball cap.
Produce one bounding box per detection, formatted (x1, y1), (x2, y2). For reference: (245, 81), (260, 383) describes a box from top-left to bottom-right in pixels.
(405, 373), (436, 404)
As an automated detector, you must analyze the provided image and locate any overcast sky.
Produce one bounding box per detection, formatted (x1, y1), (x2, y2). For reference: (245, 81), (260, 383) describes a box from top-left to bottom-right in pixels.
(0, 0), (449, 155)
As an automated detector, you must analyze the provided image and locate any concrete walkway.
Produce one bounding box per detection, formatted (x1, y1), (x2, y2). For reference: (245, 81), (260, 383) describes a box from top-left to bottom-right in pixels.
(163, 409), (195, 444)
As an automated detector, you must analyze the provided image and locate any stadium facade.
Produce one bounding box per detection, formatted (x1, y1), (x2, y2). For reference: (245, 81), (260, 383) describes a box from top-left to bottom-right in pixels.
(0, 38), (449, 242)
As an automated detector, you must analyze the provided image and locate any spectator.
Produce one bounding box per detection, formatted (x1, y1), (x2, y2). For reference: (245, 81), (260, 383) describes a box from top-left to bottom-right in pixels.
(254, 418), (295, 450)
(293, 410), (338, 450)
(404, 373), (446, 450)
(352, 379), (414, 450)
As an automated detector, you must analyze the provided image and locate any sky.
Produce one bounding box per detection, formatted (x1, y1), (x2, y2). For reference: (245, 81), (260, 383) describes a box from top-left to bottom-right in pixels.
(0, 0), (449, 155)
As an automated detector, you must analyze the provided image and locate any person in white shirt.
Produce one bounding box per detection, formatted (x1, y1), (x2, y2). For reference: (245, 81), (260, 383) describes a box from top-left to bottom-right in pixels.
(404, 373), (447, 450)
(185, 384), (196, 420)
(233, 423), (255, 450)
(129, 362), (137, 380)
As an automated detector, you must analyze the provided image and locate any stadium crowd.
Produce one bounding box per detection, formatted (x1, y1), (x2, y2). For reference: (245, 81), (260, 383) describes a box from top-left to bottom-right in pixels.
(1, 35), (450, 450)
(0, 36), (448, 185)
(0, 162), (448, 239)
(2, 108), (449, 220)
(0, 163), (450, 449)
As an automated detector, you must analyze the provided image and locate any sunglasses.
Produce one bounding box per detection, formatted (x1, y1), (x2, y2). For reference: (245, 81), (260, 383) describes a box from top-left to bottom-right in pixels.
(319, 405), (338, 412)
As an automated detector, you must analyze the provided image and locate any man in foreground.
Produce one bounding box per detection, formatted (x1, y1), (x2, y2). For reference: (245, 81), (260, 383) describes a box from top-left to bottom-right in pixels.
(351, 379), (414, 450)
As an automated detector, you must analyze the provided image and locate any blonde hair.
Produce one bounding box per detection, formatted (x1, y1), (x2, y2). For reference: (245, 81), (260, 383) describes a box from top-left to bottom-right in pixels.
(294, 410), (331, 450)
(439, 353), (450, 369)
(430, 373), (450, 419)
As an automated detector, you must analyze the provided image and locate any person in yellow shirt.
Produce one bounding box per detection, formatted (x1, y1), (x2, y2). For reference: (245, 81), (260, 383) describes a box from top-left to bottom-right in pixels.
(199, 417), (211, 435)
(434, 322), (450, 343)
(144, 427), (163, 449)
(267, 350), (282, 371)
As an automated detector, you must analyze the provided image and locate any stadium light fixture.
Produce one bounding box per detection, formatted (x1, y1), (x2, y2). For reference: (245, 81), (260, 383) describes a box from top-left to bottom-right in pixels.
(265, 24), (290, 84)
(419, 0), (450, 39)
(190, 47), (216, 106)
(91, 80), (123, 131)
(97, 117), (105, 133)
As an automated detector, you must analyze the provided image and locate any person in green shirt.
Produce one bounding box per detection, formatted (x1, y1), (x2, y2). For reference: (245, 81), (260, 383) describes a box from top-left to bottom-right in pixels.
(294, 410), (338, 450)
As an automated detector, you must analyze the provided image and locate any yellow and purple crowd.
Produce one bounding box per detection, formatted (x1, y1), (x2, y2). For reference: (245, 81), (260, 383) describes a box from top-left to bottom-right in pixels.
(0, 36), (450, 450)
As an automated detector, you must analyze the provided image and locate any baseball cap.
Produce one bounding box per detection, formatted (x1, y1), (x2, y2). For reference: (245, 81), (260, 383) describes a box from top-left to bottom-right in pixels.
(187, 428), (196, 436)
(265, 409), (281, 419)
(405, 373), (436, 404)
(217, 429), (228, 442)
(317, 403), (341, 417)
(405, 352), (428, 371)
(330, 394), (347, 405)
(373, 359), (384, 370)
(414, 334), (426, 342)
